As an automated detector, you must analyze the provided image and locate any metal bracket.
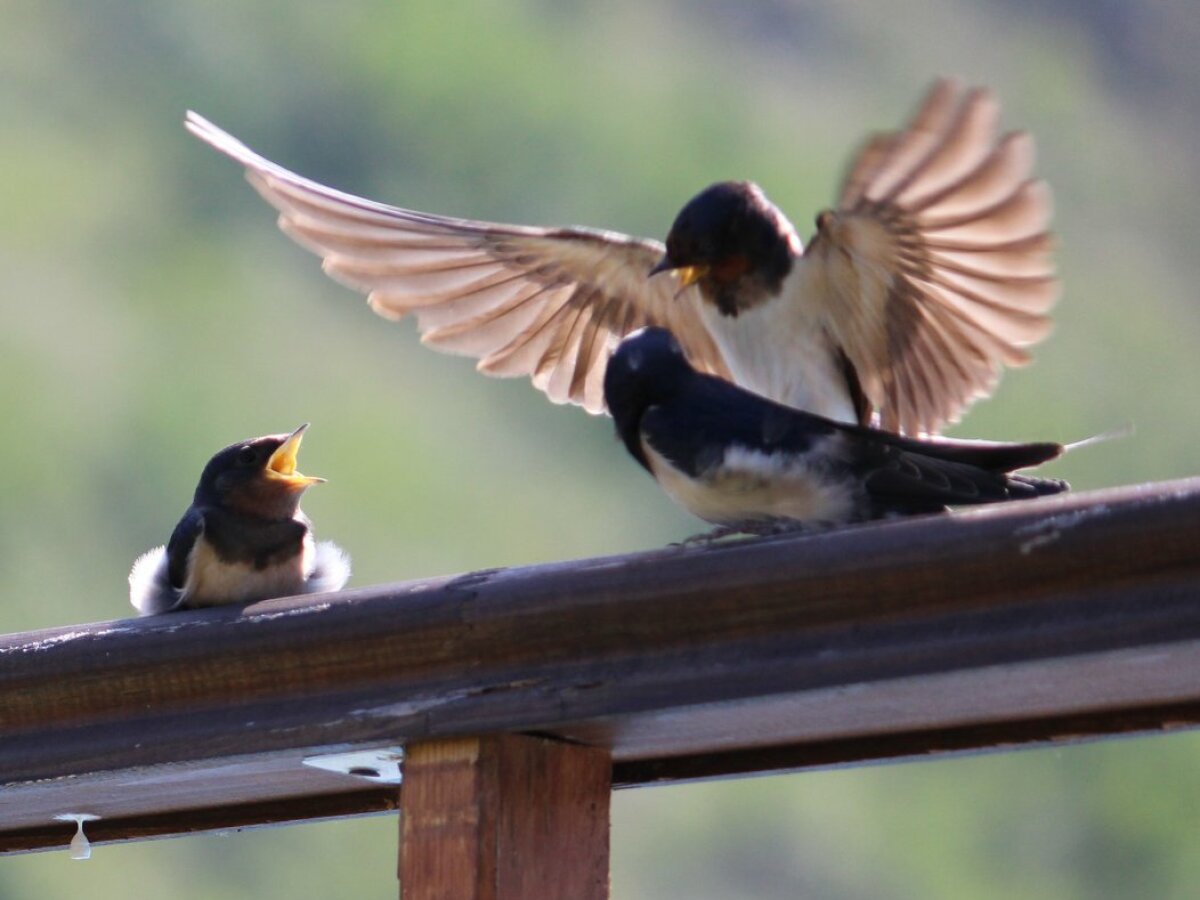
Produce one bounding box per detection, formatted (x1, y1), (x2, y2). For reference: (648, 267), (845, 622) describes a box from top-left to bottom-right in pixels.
(301, 747), (405, 784)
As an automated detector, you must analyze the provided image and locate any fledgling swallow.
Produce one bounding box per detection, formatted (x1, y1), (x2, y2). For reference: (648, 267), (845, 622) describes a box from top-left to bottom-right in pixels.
(185, 78), (1054, 435)
(603, 328), (1068, 535)
(129, 424), (350, 615)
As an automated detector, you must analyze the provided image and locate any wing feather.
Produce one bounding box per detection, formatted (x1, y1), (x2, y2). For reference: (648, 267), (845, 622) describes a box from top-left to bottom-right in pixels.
(477, 285), (573, 375)
(186, 112), (730, 414)
(572, 297), (611, 403)
(920, 180), (1051, 241)
(419, 283), (548, 356)
(801, 78), (1057, 435)
(913, 132), (1036, 219)
(542, 293), (594, 403)
(838, 133), (899, 209)
(324, 258), (509, 298)
(893, 89), (999, 207)
(863, 79), (963, 203)
(926, 233), (1054, 280)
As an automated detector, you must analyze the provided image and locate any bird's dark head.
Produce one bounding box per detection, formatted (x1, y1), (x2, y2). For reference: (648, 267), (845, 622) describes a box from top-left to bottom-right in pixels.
(604, 328), (695, 470)
(650, 181), (800, 317)
(194, 424), (326, 520)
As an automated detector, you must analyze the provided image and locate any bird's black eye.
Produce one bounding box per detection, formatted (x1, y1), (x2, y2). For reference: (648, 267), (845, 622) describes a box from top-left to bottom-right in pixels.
(236, 446), (259, 466)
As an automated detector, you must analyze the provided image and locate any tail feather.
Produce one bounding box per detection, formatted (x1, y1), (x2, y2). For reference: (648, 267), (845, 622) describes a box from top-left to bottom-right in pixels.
(904, 423), (1131, 474)
(1063, 424), (1133, 453)
(129, 546), (183, 616)
(305, 541), (351, 594)
(1005, 472), (1069, 499)
(865, 441), (1069, 516)
(871, 431), (1064, 472)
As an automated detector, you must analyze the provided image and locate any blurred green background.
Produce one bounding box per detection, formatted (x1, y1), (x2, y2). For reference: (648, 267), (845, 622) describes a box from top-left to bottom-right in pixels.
(3, 0), (1199, 896)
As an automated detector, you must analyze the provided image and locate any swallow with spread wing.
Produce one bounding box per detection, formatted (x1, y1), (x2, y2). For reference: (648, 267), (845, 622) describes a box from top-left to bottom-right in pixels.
(603, 327), (1068, 534)
(129, 424), (350, 615)
(186, 78), (1055, 436)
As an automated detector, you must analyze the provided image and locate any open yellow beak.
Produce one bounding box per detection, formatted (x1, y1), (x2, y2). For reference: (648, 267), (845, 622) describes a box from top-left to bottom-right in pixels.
(266, 423), (326, 489)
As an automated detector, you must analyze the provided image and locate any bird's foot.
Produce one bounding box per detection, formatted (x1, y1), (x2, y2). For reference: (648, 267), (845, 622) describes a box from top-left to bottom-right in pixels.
(743, 519), (835, 539)
(672, 519), (836, 548)
(673, 525), (747, 546)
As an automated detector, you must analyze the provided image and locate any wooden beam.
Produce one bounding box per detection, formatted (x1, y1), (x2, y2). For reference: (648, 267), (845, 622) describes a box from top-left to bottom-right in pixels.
(399, 735), (610, 900)
(0, 789), (399, 855)
(3, 478), (1200, 852)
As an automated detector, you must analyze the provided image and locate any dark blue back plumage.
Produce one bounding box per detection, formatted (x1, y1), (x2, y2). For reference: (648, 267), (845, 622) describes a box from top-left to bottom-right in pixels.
(604, 328), (1068, 527)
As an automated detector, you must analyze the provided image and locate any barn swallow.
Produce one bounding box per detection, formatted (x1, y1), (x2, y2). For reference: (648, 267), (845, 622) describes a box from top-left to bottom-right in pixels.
(185, 78), (1055, 435)
(603, 328), (1068, 535)
(128, 424), (350, 615)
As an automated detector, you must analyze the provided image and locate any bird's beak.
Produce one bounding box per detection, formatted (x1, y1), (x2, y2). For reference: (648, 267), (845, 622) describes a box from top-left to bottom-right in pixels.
(648, 256), (675, 278)
(649, 256), (707, 296)
(672, 265), (707, 290)
(266, 423), (326, 489)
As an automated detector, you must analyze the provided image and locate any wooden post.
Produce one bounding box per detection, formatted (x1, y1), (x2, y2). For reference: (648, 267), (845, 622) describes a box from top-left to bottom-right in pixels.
(399, 734), (611, 900)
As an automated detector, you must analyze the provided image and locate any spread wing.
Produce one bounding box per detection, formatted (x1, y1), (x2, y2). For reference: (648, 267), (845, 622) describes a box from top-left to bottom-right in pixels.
(802, 78), (1057, 436)
(185, 113), (730, 414)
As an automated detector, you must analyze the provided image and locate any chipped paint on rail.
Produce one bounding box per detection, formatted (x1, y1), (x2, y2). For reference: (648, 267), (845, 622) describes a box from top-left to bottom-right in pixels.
(1016, 505), (1112, 555)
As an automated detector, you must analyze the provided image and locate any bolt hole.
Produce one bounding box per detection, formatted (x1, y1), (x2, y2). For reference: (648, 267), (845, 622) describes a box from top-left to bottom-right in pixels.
(348, 766), (380, 778)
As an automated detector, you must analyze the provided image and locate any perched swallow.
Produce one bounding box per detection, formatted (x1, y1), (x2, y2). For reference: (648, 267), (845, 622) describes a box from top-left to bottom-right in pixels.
(186, 78), (1055, 435)
(129, 424), (350, 615)
(603, 328), (1068, 534)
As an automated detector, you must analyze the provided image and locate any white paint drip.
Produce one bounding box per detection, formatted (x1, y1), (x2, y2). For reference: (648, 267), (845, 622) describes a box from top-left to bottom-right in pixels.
(54, 813), (100, 860)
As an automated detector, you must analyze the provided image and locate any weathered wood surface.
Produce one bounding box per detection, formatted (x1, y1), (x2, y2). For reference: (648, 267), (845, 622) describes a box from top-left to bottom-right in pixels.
(399, 735), (610, 900)
(3, 478), (1200, 853)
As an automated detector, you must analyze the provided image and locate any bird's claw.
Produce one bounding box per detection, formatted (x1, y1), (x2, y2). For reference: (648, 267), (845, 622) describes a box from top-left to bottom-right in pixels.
(672, 525), (746, 547)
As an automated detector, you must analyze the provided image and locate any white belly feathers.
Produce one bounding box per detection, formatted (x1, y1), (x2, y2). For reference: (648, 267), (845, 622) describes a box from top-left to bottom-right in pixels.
(698, 279), (856, 424)
(183, 532), (315, 607)
(643, 438), (855, 528)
